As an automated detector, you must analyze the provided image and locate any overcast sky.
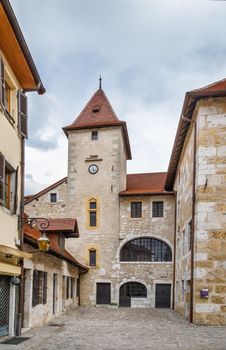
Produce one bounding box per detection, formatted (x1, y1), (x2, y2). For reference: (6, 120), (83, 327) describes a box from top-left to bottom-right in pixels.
(11, 0), (226, 194)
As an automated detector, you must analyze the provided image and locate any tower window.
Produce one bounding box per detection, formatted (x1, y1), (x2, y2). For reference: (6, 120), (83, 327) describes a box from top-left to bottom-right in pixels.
(89, 199), (97, 227)
(91, 131), (98, 140)
(89, 249), (96, 267)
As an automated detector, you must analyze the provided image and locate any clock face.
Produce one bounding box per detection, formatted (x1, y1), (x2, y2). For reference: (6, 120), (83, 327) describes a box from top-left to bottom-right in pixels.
(88, 164), (99, 174)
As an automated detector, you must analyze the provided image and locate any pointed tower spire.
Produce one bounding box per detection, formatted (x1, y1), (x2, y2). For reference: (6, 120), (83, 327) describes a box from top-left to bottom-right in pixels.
(99, 75), (102, 90)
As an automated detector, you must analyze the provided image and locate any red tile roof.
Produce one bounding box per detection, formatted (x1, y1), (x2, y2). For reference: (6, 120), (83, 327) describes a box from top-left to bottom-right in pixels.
(25, 177), (67, 205)
(24, 223), (88, 271)
(62, 89), (132, 160)
(37, 218), (79, 238)
(165, 78), (226, 190)
(120, 173), (174, 196)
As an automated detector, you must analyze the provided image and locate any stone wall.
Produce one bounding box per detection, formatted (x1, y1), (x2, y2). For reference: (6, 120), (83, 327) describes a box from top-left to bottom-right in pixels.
(23, 245), (79, 328)
(174, 125), (193, 319)
(174, 97), (226, 325)
(194, 98), (226, 325)
(25, 180), (68, 219)
(117, 194), (175, 307)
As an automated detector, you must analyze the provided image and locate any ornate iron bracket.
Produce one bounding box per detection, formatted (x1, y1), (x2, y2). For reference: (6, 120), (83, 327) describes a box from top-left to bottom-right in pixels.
(19, 217), (50, 231)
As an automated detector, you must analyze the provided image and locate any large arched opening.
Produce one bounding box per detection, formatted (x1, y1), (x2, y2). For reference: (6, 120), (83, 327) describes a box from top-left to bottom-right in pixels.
(119, 282), (147, 307)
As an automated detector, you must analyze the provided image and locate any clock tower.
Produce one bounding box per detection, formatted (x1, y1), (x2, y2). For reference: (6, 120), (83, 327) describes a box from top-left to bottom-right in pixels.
(63, 86), (131, 305)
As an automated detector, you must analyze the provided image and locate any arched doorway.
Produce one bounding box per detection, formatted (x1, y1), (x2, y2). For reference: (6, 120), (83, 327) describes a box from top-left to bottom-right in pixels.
(119, 282), (147, 307)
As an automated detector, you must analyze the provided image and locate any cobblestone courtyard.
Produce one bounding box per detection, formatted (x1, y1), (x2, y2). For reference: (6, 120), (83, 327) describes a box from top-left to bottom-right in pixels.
(1, 307), (226, 350)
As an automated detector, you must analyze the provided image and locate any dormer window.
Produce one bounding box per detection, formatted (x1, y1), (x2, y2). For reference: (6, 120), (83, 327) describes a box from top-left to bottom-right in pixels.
(92, 107), (100, 113)
(91, 131), (98, 140)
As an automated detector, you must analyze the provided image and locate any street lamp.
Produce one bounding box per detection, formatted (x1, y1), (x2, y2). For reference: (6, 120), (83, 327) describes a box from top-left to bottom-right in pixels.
(20, 217), (50, 252)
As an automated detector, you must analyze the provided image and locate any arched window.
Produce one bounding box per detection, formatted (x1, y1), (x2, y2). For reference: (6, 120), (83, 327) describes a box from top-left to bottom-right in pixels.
(120, 237), (172, 262)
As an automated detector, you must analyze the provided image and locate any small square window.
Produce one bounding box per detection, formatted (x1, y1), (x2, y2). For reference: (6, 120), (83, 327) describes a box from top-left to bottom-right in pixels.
(131, 202), (142, 218)
(152, 201), (164, 217)
(90, 202), (96, 209)
(50, 193), (57, 203)
(91, 131), (98, 140)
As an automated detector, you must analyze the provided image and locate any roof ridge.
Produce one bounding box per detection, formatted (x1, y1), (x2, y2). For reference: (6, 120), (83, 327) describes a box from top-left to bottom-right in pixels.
(190, 77), (226, 93)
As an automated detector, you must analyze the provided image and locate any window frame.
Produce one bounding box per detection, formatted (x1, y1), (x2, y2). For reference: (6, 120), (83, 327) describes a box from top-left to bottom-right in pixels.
(91, 131), (98, 140)
(152, 201), (164, 218)
(120, 237), (172, 262)
(50, 193), (57, 203)
(88, 198), (98, 228)
(130, 201), (142, 218)
(89, 249), (97, 267)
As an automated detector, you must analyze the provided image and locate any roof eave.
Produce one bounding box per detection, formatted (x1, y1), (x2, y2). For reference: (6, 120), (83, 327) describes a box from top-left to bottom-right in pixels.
(119, 191), (175, 197)
(62, 122), (132, 160)
(164, 88), (226, 191)
(1, 0), (45, 95)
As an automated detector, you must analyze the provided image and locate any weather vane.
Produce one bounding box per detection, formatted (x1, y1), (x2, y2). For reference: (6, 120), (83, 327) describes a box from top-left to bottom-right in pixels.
(99, 75), (102, 90)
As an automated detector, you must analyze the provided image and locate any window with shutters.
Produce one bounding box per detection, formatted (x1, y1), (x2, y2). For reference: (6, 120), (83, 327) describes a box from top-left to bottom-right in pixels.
(71, 278), (75, 298)
(66, 277), (71, 299)
(152, 201), (164, 217)
(0, 58), (16, 125)
(0, 153), (18, 213)
(131, 202), (142, 218)
(18, 90), (28, 138)
(32, 270), (47, 306)
(43, 272), (47, 304)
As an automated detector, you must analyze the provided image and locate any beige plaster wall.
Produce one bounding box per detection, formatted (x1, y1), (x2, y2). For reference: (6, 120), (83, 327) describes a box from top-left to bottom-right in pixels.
(0, 52), (22, 251)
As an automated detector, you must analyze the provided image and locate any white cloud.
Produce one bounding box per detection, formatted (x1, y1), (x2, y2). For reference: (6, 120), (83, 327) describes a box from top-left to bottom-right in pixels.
(10, 0), (226, 193)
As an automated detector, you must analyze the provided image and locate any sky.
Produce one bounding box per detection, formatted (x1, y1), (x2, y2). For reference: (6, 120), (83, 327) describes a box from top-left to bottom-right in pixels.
(11, 0), (226, 195)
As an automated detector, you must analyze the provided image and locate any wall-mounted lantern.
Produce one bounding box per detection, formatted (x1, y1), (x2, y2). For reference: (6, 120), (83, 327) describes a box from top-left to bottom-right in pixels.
(19, 217), (50, 252)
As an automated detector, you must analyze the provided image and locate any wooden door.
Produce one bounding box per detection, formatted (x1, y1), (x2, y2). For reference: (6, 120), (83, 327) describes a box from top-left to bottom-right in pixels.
(96, 283), (111, 305)
(155, 284), (171, 308)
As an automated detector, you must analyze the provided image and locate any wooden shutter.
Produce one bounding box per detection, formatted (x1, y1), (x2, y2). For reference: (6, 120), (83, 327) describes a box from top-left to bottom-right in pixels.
(18, 91), (28, 138)
(71, 278), (74, 298)
(13, 167), (18, 214)
(32, 270), (38, 307)
(0, 153), (5, 204)
(43, 272), (47, 304)
(0, 58), (5, 109)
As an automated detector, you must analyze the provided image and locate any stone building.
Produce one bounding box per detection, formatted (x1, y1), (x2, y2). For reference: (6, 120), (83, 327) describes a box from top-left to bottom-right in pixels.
(0, 0), (45, 337)
(26, 88), (175, 310)
(25, 79), (226, 325)
(165, 79), (226, 325)
(23, 219), (88, 328)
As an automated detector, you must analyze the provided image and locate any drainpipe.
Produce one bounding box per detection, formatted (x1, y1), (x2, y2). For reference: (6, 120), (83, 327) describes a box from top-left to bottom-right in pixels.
(16, 136), (25, 336)
(172, 191), (177, 310)
(182, 115), (197, 323)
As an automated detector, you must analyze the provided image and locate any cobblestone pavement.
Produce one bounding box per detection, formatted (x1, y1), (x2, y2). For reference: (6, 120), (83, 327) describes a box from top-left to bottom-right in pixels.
(1, 307), (226, 350)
